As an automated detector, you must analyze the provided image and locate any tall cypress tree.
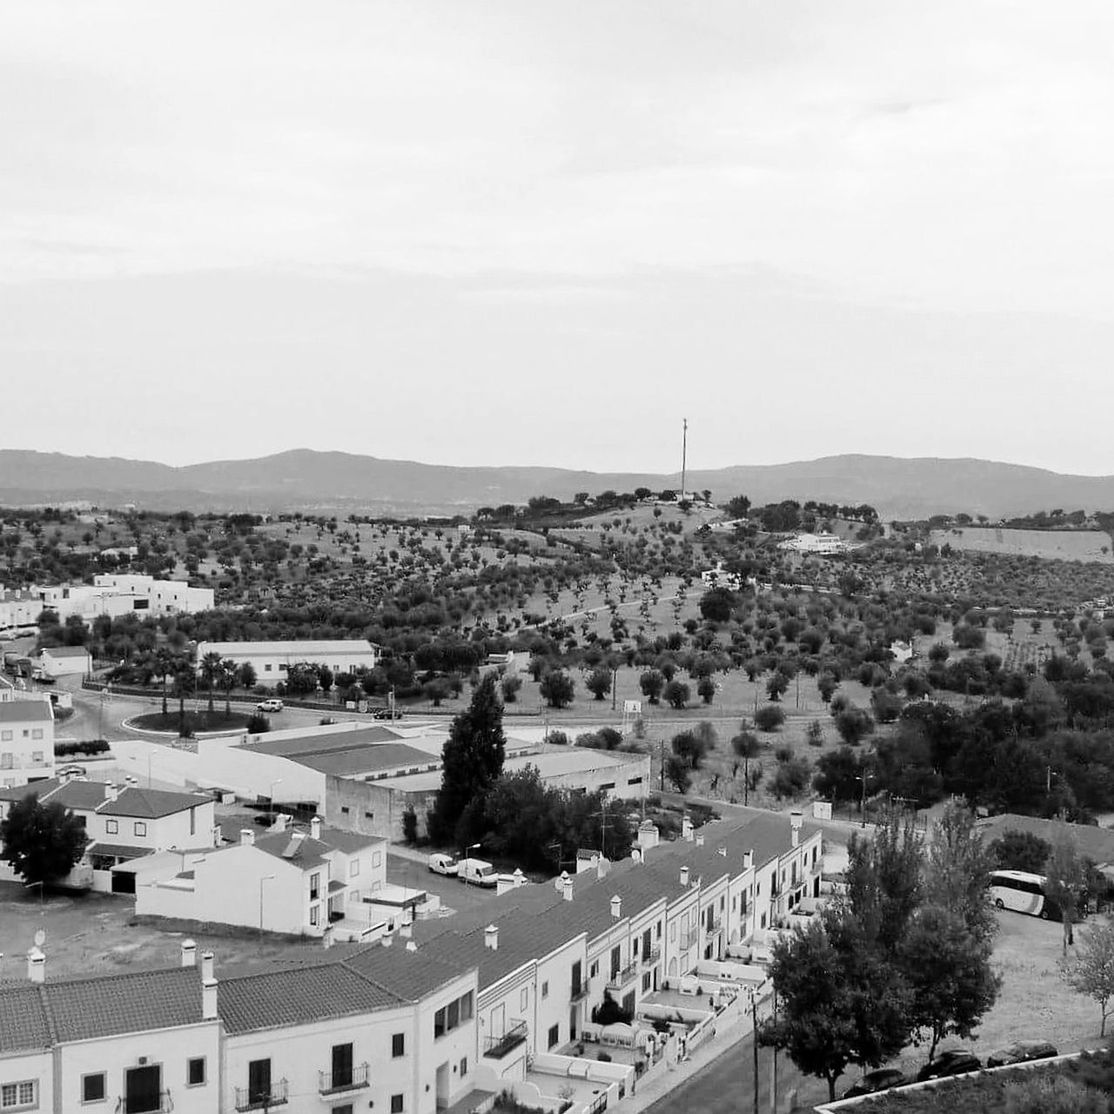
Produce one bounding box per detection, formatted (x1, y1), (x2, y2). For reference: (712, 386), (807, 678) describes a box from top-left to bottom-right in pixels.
(428, 674), (506, 845)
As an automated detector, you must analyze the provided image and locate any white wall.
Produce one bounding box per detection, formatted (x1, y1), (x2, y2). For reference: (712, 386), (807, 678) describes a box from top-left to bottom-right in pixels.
(194, 738), (325, 804)
(89, 798), (216, 852)
(0, 1048), (53, 1114)
(0, 707), (55, 787)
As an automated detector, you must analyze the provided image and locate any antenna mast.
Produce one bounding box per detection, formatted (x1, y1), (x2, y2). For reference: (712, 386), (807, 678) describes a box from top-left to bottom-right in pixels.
(680, 418), (688, 500)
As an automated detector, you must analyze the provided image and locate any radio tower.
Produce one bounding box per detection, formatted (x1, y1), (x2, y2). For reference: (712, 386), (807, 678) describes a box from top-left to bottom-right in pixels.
(680, 418), (688, 500)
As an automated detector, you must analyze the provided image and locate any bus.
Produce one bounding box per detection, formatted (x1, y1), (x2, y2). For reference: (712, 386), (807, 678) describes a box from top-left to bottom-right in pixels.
(989, 869), (1079, 921)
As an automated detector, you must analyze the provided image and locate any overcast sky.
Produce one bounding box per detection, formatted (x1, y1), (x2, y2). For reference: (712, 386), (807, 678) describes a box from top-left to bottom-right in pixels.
(3, 1), (1113, 474)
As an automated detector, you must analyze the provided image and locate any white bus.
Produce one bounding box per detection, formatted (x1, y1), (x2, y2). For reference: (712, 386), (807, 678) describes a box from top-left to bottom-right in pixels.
(989, 869), (1060, 919)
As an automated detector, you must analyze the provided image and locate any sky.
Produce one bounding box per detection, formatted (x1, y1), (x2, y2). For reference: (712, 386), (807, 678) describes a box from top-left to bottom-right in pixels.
(3, 1), (1113, 475)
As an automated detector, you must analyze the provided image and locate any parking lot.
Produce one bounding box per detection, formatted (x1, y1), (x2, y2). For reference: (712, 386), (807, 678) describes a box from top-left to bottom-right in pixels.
(386, 852), (509, 916)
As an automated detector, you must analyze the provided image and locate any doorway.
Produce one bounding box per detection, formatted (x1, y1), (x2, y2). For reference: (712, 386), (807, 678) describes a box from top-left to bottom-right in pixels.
(123, 1065), (161, 1114)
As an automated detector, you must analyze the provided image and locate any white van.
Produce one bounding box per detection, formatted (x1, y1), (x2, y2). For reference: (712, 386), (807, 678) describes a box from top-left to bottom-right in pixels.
(428, 853), (459, 877)
(458, 858), (498, 888)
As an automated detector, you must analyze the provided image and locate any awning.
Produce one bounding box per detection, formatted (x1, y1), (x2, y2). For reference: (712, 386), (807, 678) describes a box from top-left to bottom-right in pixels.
(87, 843), (151, 866)
(328, 879), (347, 894)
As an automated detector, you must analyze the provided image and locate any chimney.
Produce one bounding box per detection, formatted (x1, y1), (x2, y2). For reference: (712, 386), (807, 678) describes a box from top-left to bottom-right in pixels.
(637, 821), (659, 853)
(680, 866), (690, 887)
(240, 829), (254, 846)
(106, 783), (119, 802)
(399, 922), (412, 940)
(126, 776), (137, 786)
(484, 925), (499, 951)
(310, 816), (322, 841)
(405, 940), (418, 952)
(27, 947), (45, 984)
(562, 874), (574, 902)
(181, 939), (197, 967)
(381, 934), (393, 948)
(610, 896), (622, 920)
(790, 812), (803, 848)
(200, 952), (217, 1020)
(682, 816), (694, 842)
(743, 850), (754, 871)
(272, 814), (288, 833)
(696, 831), (705, 848)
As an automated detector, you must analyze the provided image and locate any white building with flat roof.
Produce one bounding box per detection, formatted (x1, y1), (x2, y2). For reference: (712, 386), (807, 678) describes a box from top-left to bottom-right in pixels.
(0, 699), (54, 787)
(196, 639), (380, 687)
(26, 574), (214, 625)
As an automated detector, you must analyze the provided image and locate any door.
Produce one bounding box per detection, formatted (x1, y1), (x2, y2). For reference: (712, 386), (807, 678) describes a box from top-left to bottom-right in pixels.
(112, 869), (136, 895)
(436, 1062), (450, 1110)
(569, 1006), (578, 1042)
(332, 1042), (354, 1088)
(248, 1059), (271, 1105)
(490, 1003), (506, 1038)
(124, 1065), (161, 1114)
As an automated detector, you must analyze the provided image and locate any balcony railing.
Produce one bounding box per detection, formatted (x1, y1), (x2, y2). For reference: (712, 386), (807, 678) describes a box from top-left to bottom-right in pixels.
(319, 1063), (370, 1094)
(115, 1092), (173, 1114)
(704, 914), (723, 934)
(640, 945), (661, 965)
(570, 981), (589, 1002)
(679, 930), (698, 951)
(484, 1020), (529, 1059)
(234, 1080), (289, 1111)
(606, 962), (639, 991)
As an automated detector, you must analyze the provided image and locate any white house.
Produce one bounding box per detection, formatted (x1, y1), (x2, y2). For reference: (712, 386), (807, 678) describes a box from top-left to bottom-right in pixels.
(38, 645), (93, 678)
(195, 639), (380, 687)
(135, 816), (397, 938)
(0, 700), (54, 787)
(34, 574), (214, 623)
(778, 532), (848, 555)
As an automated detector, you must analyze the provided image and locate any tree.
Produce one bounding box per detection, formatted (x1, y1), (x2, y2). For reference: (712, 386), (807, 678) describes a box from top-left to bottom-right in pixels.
(172, 660), (196, 736)
(759, 909), (913, 1102)
(284, 661), (320, 697)
(813, 747), (867, 804)
(199, 651), (224, 714)
(732, 730), (761, 805)
(429, 674), (507, 845)
(671, 730), (710, 771)
(899, 904), (1001, 1062)
(500, 675), (522, 703)
(766, 671), (790, 702)
(663, 680), (690, 710)
(817, 673), (839, 704)
(0, 794), (88, 886)
(585, 667), (612, 702)
(540, 669), (575, 709)
(834, 706), (874, 746)
(989, 829), (1052, 874)
(724, 494), (751, 519)
(1046, 823), (1089, 956)
(639, 669), (665, 705)
(754, 704), (786, 732)
(806, 720), (824, 747)
(1060, 916), (1114, 1036)
(699, 588), (734, 624)
(664, 754), (692, 794)
(697, 676), (716, 705)
(924, 801), (997, 943)
(153, 647), (176, 716)
(238, 661), (257, 690)
(846, 812), (924, 955)
(219, 658), (239, 717)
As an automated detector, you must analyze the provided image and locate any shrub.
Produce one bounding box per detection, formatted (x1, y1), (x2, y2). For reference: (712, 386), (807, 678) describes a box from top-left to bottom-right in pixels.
(401, 807), (420, 845)
(754, 705), (786, 732)
(806, 721), (824, 747)
(500, 675), (522, 703)
(547, 730), (570, 746)
(663, 680), (691, 709)
(834, 705), (874, 746)
(245, 712), (270, 734)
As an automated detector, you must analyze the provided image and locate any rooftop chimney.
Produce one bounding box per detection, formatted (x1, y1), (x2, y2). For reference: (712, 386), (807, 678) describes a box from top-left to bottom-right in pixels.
(399, 922), (412, 940)
(484, 925), (499, 951)
(562, 874), (574, 902)
(106, 783), (119, 802)
(200, 951), (217, 1020)
(405, 940), (418, 952)
(27, 947), (45, 984)
(743, 850), (754, 871)
(790, 811), (803, 848)
(682, 816), (694, 842)
(696, 831), (705, 848)
(637, 821), (659, 854)
(240, 829), (254, 846)
(181, 939), (197, 967)
(310, 816), (322, 841)
(271, 814), (288, 833)
(680, 866), (690, 887)
(610, 896), (622, 920)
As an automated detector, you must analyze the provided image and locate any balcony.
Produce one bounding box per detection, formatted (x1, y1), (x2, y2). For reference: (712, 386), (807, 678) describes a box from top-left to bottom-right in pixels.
(606, 962), (639, 991)
(115, 1093), (173, 1114)
(234, 1081), (289, 1111)
(704, 914), (723, 935)
(569, 981), (589, 1003)
(640, 945), (661, 966)
(319, 1063), (370, 1095)
(679, 930), (698, 951)
(484, 1020), (529, 1059)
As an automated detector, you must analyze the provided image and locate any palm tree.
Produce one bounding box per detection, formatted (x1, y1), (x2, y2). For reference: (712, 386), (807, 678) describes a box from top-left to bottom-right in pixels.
(172, 660), (196, 738)
(219, 658), (239, 718)
(153, 647), (176, 717)
(200, 652), (224, 715)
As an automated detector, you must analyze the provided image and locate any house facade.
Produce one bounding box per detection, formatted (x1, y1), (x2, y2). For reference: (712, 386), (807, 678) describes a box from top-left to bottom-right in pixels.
(0, 699), (55, 787)
(195, 639), (380, 687)
(37, 646), (92, 678)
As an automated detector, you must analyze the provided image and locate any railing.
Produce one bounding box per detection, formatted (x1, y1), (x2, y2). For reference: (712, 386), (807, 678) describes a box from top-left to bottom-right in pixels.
(233, 1080), (289, 1111)
(483, 1020), (529, 1059)
(679, 930), (698, 951)
(641, 945), (661, 965)
(704, 914), (723, 934)
(115, 1092), (173, 1114)
(319, 1063), (370, 1094)
(606, 962), (638, 991)
(570, 981), (589, 1002)
(586, 1092), (609, 1114)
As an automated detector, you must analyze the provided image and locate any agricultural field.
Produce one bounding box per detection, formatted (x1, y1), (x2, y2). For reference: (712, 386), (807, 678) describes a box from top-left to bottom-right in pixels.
(929, 525), (1114, 564)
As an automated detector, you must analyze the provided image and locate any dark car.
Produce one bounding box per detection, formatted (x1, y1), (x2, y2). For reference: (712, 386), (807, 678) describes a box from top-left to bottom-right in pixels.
(986, 1040), (1058, 1068)
(842, 1069), (909, 1099)
(372, 707), (403, 720)
(916, 1049), (982, 1082)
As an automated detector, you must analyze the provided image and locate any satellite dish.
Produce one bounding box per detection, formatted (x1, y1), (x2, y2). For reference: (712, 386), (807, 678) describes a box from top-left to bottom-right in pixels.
(33, 929), (45, 948)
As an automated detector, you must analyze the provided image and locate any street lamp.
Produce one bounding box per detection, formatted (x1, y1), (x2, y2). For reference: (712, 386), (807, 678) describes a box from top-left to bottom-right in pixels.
(259, 875), (275, 929)
(855, 772), (875, 828)
(268, 780), (283, 823)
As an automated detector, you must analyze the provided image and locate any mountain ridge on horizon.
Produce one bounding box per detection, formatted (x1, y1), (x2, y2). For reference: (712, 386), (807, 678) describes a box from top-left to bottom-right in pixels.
(3, 448), (1114, 520)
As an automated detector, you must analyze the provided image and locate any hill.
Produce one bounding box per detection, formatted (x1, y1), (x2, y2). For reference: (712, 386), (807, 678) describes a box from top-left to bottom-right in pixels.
(2, 449), (1114, 519)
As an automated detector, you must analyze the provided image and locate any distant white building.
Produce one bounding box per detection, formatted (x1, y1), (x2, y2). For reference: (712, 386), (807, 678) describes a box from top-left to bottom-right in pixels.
(38, 645), (92, 678)
(778, 532), (848, 555)
(0, 699), (55, 787)
(196, 639), (380, 687)
(24, 574), (214, 625)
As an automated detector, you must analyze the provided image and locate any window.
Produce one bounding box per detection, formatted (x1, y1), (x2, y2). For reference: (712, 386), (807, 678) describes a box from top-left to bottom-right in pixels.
(82, 1073), (106, 1103)
(364, 811), (374, 820)
(341, 806), (350, 815)
(392, 1033), (405, 1058)
(541, 980), (549, 999)
(391, 1096), (404, 1114)
(31, 752), (43, 764)
(189, 809), (196, 836)
(0, 1081), (36, 1110)
(434, 992), (473, 1038)
(520, 988), (528, 1010)
(459, 1057), (468, 1077)
(372, 851), (382, 868)
(310, 906), (319, 926)
(134, 822), (147, 837)
(0, 731), (11, 742)
(105, 819), (118, 834)
(310, 873), (320, 900)
(0, 754), (10, 769)
(349, 859), (360, 877)
(669, 923), (676, 940)
(589, 961), (599, 979)
(31, 730), (42, 741)
(187, 1058), (206, 1086)
(264, 664), (272, 672)
(548, 1024), (559, 1049)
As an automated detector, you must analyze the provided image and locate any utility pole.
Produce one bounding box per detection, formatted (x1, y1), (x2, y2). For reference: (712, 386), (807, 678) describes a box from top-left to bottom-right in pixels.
(680, 418), (688, 501)
(751, 992), (760, 1114)
(659, 737), (665, 792)
(771, 992), (778, 1114)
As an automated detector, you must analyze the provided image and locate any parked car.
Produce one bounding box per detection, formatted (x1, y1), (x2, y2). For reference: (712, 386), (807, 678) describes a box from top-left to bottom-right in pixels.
(916, 1050), (982, 1082)
(428, 853), (459, 877)
(256, 698), (284, 713)
(372, 707), (403, 720)
(986, 1040), (1058, 1068)
(842, 1069), (909, 1099)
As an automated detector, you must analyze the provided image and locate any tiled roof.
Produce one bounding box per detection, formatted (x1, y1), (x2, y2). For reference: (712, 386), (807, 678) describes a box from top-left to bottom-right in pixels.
(41, 966), (203, 1042)
(318, 825), (384, 854)
(252, 832), (331, 870)
(0, 984), (52, 1052)
(98, 787), (210, 819)
(41, 780), (113, 811)
(85, 842), (150, 861)
(342, 942), (467, 1001)
(0, 779), (61, 803)
(41, 646), (92, 658)
(0, 702), (52, 723)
